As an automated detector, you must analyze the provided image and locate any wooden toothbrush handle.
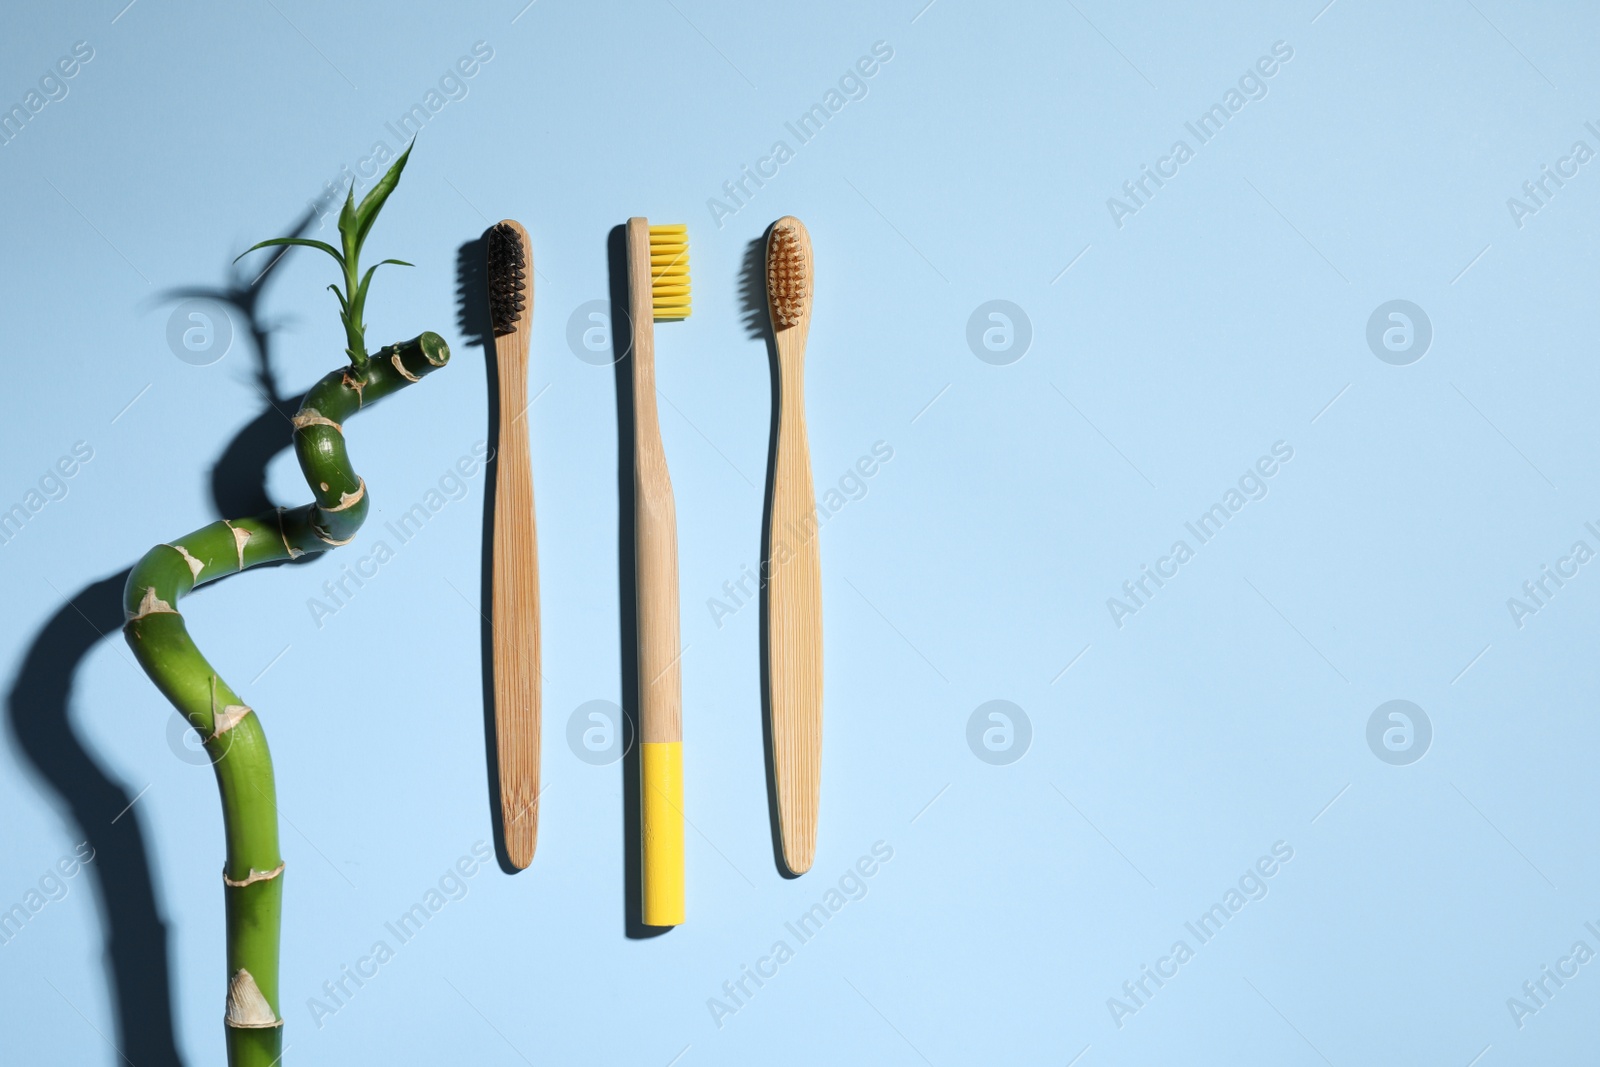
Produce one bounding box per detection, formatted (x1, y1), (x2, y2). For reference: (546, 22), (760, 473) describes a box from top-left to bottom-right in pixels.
(634, 467), (683, 745)
(492, 342), (541, 869)
(767, 358), (822, 875)
(635, 464), (685, 925)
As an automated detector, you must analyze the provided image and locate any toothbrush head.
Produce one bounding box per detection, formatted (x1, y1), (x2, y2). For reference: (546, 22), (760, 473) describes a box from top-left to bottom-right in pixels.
(486, 221), (528, 336)
(766, 218), (810, 330)
(649, 224), (691, 320)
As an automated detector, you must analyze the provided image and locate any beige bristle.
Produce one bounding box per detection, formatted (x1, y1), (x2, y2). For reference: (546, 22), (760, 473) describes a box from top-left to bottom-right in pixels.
(649, 224), (691, 319)
(767, 225), (808, 329)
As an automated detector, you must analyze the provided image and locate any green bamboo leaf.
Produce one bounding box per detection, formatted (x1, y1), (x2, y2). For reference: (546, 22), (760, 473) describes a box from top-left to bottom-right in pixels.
(338, 186), (359, 264)
(233, 237), (344, 268)
(326, 283), (349, 313)
(352, 142), (413, 256)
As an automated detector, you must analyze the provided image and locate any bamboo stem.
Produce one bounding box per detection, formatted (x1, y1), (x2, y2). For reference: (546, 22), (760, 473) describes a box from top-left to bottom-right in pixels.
(124, 333), (449, 1065)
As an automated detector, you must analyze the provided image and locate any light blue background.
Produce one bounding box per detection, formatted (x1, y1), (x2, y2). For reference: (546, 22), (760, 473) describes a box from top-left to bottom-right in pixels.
(2, 0), (1598, 1063)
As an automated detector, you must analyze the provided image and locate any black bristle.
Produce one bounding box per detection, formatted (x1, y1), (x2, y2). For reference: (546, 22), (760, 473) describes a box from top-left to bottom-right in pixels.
(486, 222), (527, 336)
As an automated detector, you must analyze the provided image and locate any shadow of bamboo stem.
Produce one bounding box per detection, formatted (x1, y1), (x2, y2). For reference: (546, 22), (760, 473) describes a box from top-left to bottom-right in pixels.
(2, 208), (322, 1064)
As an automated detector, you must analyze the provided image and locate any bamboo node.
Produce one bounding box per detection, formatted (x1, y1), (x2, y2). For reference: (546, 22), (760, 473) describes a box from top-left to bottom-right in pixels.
(222, 862), (284, 887)
(310, 520), (354, 546)
(292, 408), (343, 433)
(223, 521), (250, 569)
(210, 702), (253, 739)
(341, 370), (366, 407)
(166, 544), (205, 579)
(327, 479), (367, 512)
(274, 507), (303, 559)
(224, 969), (282, 1029)
(391, 351), (421, 382)
(128, 586), (176, 621)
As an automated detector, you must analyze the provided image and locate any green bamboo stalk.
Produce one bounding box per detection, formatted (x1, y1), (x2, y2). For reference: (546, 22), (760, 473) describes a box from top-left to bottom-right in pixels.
(123, 149), (443, 1066)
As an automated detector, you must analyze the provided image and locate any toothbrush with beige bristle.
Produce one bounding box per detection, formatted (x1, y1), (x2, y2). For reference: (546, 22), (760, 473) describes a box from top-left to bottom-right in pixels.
(764, 216), (822, 875)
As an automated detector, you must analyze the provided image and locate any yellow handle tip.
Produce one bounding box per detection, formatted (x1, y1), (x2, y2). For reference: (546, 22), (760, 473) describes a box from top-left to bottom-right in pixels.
(641, 742), (685, 926)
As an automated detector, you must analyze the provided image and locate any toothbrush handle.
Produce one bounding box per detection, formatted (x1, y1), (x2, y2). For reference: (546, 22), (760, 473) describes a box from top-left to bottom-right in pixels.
(767, 357), (822, 874)
(491, 321), (541, 871)
(635, 469), (685, 926)
(628, 217), (686, 926)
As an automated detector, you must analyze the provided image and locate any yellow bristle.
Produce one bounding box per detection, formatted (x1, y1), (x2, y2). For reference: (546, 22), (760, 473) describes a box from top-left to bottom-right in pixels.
(648, 224), (691, 319)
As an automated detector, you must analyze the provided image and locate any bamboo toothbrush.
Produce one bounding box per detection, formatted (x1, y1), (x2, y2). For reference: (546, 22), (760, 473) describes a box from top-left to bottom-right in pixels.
(627, 217), (690, 925)
(763, 217), (822, 875)
(486, 220), (541, 869)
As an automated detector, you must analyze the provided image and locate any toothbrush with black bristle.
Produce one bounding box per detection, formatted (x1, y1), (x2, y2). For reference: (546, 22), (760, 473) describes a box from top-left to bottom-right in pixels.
(484, 219), (543, 870)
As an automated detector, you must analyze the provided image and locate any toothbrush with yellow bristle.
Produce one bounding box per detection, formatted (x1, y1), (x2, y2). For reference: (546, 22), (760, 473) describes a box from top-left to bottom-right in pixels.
(763, 217), (822, 875)
(627, 217), (690, 926)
